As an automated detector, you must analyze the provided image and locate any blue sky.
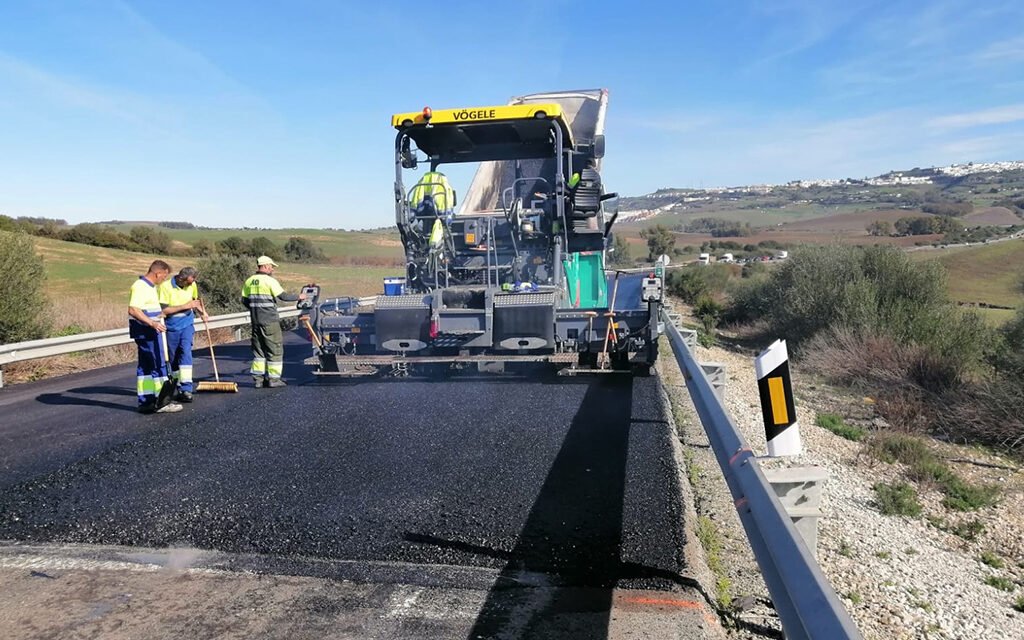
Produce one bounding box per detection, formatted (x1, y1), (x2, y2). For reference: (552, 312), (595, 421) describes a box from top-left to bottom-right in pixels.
(1, 0), (1022, 229)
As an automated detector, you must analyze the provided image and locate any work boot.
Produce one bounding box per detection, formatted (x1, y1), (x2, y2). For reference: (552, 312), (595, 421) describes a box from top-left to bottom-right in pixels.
(266, 378), (287, 388)
(138, 401), (157, 415)
(175, 391), (193, 403)
(155, 402), (183, 414)
(253, 377), (265, 388)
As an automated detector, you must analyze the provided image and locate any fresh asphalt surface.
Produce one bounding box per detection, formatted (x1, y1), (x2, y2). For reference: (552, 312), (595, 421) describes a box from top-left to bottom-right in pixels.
(0, 331), (697, 636)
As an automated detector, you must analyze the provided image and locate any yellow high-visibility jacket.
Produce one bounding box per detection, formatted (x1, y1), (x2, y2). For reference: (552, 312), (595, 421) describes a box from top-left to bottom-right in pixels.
(409, 171), (454, 213)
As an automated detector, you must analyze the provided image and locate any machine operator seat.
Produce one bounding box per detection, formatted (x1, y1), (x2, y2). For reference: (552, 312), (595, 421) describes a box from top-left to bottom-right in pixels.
(565, 168), (605, 251)
(568, 168), (602, 219)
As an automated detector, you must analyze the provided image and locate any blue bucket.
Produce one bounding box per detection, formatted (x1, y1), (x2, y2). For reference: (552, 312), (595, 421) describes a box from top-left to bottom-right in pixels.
(383, 277), (406, 296)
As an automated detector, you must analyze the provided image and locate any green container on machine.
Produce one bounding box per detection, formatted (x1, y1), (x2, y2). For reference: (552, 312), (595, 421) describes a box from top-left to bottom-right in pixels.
(562, 252), (608, 308)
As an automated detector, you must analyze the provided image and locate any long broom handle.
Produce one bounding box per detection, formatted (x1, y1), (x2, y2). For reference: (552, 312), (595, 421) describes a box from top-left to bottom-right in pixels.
(199, 298), (221, 383)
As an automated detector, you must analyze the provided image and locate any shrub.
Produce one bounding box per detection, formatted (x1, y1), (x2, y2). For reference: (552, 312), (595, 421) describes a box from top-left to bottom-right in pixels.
(981, 551), (1004, 568)
(941, 478), (1000, 511)
(694, 294), (723, 347)
(815, 413), (867, 441)
(197, 255), (250, 314)
(868, 432), (932, 465)
(667, 268), (709, 303)
(991, 307), (1024, 378)
(984, 575), (1014, 592)
(59, 223), (142, 251)
(933, 516), (987, 540)
(741, 260), (766, 278)
(0, 232), (50, 343)
(129, 226), (172, 254)
(873, 482), (922, 517)
(937, 378), (1024, 452)
(730, 245), (992, 385)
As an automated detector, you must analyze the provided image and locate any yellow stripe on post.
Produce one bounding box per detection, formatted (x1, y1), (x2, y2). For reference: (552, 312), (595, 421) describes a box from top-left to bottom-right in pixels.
(768, 376), (789, 425)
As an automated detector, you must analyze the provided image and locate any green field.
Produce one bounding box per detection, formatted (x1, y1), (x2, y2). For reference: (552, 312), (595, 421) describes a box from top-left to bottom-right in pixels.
(913, 239), (1024, 310)
(20, 233), (401, 313)
(107, 224), (403, 261)
(972, 307), (1019, 327)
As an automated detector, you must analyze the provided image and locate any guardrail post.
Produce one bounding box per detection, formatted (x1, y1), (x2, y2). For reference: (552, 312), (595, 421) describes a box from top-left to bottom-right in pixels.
(679, 328), (697, 350)
(0, 365), (4, 389)
(233, 326), (244, 341)
(763, 466), (829, 559)
(756, 339), (802, 457)
(699, 362), (726, 400)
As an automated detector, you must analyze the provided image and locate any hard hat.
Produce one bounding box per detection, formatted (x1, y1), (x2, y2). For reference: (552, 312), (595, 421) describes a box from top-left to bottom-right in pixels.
(256, 255), (279, 267)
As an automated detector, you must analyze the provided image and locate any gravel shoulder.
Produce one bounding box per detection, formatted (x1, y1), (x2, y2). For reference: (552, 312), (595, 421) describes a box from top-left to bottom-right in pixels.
(658, 323), (1024, 640)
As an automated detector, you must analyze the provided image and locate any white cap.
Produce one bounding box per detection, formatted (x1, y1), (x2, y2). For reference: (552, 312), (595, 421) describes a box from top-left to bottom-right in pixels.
(256, 255), (278, 267)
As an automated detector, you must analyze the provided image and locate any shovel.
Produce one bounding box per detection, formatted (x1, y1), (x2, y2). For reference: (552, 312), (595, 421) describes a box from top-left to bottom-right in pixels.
(155, 324), (179, 408)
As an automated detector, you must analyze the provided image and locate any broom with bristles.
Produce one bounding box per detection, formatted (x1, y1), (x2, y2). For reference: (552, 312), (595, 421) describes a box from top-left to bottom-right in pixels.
(195, 299), (239, 393)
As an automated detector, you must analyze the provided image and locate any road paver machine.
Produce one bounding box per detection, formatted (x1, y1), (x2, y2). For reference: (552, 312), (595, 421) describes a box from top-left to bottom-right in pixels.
(302, 90), (663, 376)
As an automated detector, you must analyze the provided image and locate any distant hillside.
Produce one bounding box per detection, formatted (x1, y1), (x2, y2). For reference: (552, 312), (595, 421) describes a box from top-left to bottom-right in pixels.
(915, 238), (1024, 311)
(618, 161), (1024, 230)
(25, 233), (398, 306)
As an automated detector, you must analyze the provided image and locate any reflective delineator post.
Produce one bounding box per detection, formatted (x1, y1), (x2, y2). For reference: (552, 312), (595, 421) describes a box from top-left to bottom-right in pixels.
(755, 339), (801, 457)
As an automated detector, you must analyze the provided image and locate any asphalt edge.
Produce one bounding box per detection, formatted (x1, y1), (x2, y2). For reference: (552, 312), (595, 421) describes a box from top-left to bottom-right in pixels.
(654, 355), (731, 639)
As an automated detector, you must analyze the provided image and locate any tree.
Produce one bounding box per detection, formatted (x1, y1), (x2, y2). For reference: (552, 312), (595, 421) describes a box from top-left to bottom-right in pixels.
(867, 220), (893, 236)
(129, 226), (172, 254)
(608, 234), (633, 266)
(0, 232), (50, 342)
(283, 236), (326, 263)
(639, 225), (675, 260)
(191, 239), (216, 257)
(216, 236), (249, 255)
(247, 236), (282, 261)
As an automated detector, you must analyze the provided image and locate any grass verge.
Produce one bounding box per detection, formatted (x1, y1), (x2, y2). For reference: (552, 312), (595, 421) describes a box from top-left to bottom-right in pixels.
(868, 433), (1000, 511)
(696, 516), (733, 609)
(816, 413), (867, 441)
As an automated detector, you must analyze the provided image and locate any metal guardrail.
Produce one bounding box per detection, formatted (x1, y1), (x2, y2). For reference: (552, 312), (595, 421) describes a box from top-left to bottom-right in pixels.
(0, 297), (377, 387)
(661, 310), (862, 640)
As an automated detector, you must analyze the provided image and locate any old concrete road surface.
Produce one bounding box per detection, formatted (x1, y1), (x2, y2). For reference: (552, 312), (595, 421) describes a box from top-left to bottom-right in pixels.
(0, 331), (724, 639)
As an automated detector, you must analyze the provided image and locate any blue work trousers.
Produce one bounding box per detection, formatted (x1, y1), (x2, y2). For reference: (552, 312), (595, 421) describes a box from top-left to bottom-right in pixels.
(135, 331), (168, 406)
(166, 323), (195, 393)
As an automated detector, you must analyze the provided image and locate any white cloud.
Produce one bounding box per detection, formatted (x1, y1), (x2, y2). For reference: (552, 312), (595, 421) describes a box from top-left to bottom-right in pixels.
(0, 51), (178, 135)
(926, 105), (1024, 131)
(619, 113), (722, 134)
(974, 36), (1024, 63)
(609, 104), (1024, 194)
